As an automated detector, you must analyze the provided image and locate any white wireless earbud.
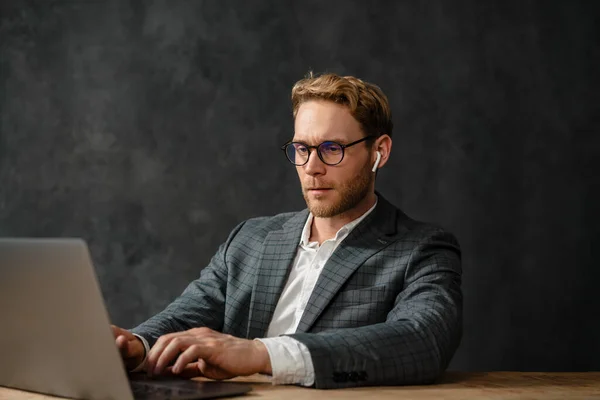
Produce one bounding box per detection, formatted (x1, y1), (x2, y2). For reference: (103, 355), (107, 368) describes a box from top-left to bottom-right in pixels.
(372, 151), (382, 172)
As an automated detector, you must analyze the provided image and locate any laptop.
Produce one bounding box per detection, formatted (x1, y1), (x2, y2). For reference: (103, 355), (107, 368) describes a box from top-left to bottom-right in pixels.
(0, 238), (252, 400)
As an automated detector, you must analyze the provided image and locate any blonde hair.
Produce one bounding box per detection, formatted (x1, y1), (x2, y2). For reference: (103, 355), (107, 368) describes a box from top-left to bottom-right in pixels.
(291, 72), (393, 138)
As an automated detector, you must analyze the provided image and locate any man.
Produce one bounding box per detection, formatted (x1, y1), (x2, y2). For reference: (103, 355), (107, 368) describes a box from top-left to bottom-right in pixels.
(112, 72), (462, 389)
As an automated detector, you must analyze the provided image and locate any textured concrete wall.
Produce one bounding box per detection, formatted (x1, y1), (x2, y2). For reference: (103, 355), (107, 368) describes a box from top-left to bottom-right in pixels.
(1, 0), (598, 370)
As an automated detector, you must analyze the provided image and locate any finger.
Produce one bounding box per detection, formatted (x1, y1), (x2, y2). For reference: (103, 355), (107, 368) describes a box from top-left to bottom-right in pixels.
(154, 337), (193, 375)
(196, 359), (233, 381)
(111, 325), (136, 341)
(172, 345), (207, 374)
(146, 336), (173, 374)
(146, 331), (188, 373)
(165, 363), (203, 379)
(115, 335), (127, 348)
(115, 336), (129, 359)
(116, 335), (141, 361)
(147, 329), (209, 374)
(115, 335), (130, 358)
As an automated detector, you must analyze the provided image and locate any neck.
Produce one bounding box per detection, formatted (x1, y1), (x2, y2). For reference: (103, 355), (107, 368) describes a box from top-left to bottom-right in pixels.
(309, 192), (377, 244)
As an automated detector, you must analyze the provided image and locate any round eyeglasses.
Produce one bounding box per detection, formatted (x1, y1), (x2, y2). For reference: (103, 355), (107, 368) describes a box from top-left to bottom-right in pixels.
(281, 136), (376, 166)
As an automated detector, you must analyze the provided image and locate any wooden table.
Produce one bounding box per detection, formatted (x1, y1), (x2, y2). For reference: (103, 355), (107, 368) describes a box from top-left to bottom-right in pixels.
(1, 372), (599, 399)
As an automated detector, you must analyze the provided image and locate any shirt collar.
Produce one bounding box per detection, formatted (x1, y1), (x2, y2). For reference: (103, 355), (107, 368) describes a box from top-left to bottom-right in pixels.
(299, 196), (378, 247)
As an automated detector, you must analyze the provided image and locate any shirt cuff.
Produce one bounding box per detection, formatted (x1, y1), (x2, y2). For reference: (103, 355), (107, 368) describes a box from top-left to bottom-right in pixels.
(129, 333), (150, 373)
(256, 336), (315, 386)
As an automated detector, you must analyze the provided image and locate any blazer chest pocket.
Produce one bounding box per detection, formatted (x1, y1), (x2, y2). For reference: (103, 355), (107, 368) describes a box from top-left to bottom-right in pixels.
(333, 285), (387, 306)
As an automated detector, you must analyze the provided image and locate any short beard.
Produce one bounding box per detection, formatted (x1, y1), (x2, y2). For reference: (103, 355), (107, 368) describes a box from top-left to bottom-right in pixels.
(303, 165), (373, 218)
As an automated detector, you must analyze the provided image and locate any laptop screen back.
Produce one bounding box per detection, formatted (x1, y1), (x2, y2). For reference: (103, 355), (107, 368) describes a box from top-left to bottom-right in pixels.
(0, 238), (134, 400)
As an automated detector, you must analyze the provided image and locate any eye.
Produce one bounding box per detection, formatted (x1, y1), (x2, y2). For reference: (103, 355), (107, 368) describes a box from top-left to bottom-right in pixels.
(320, 142), (342, 154)
(294, 143), (309, 154)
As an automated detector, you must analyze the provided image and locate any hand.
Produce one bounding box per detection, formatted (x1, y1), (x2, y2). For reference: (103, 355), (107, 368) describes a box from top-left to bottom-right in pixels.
(146, 327), (272, 380)
(112, 325), (146, 371)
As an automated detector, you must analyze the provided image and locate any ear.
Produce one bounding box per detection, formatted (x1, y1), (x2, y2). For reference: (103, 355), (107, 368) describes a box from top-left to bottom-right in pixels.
(371, 134), (392, 170)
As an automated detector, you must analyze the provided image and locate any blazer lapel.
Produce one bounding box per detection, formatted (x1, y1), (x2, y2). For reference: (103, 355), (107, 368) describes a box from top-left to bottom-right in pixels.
(246, 210), (308, 339)
(295, 195), (402, 333)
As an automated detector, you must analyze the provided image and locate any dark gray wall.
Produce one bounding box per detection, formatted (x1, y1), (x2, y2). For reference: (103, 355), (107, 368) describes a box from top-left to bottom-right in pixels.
(1, 0), (599, 371)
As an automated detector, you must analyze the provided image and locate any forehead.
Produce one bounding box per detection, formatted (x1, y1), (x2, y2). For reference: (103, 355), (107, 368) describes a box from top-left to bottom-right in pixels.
(293, 100), (363, 143)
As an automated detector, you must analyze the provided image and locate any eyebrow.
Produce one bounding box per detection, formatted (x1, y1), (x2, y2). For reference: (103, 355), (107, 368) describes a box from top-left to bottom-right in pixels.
(291, 135), (348, 144)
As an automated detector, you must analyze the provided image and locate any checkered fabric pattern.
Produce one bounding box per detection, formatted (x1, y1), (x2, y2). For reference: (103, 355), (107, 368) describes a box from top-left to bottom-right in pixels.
(132, 194), (462, 389)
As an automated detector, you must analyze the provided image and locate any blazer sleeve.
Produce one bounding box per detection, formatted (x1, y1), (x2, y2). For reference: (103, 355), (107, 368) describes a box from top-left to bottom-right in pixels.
(287, 228), (463, 389)
(129, 221), (246, 347)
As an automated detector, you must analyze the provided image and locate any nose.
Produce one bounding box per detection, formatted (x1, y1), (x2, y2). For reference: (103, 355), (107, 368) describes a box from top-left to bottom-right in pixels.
(302, 148), (326, 176)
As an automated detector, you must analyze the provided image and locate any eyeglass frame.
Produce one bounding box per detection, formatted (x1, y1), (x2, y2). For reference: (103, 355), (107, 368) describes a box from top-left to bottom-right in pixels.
(281, 135), (377, 166)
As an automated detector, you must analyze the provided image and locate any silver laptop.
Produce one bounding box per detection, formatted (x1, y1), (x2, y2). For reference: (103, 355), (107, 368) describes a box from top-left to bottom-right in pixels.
(0, 238), (252, 400)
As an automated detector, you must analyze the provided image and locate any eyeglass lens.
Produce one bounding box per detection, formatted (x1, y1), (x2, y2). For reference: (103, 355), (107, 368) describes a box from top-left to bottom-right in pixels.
(286, 142), (344, 165)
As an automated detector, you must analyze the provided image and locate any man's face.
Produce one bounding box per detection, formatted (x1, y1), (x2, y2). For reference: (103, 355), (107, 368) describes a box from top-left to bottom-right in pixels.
(293, 100), (375, 218)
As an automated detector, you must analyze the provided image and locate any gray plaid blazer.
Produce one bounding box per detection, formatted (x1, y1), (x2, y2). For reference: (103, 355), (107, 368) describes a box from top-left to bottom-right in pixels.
(132, 194), (462, 389)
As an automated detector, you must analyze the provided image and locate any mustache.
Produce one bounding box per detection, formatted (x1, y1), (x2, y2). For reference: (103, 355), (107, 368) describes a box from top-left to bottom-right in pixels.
(303, 181), (335, 190)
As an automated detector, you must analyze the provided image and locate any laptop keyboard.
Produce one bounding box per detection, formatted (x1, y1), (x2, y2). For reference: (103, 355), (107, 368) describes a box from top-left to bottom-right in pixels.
(128, 373), (251, 400)
(130, 380), (201, 400)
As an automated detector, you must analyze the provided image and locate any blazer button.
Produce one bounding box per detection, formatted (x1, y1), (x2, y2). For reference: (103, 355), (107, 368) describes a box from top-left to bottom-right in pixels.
(348, 372), (359, 382)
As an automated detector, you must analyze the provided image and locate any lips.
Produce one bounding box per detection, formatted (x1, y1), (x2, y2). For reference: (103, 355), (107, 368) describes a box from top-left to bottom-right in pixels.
(304, 182), (334, 194)
(306, 188), (333, 197)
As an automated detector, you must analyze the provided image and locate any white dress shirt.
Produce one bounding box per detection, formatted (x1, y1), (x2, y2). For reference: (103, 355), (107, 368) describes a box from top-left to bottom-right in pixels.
(133, 199), (377, 386)
(257, 199), (377, 386)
